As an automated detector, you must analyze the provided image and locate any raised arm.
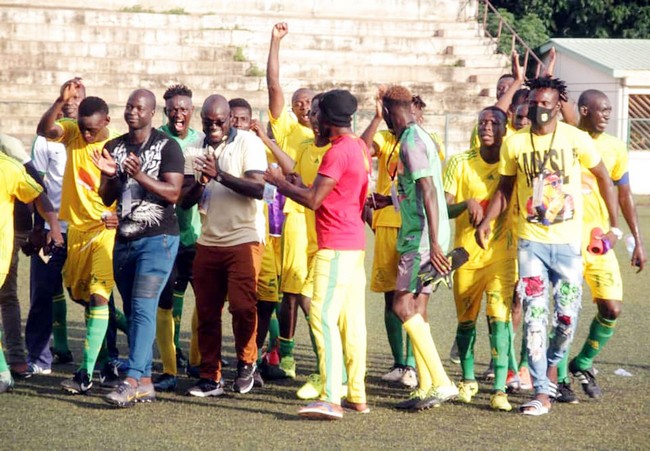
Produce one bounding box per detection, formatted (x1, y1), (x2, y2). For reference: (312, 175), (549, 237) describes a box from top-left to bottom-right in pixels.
(250, 119), (294, 173)
(360, 87), (386, 157)
(267, 22), (289, 119)
(37, 78), (83, 139)
(495, 51), (524, 114)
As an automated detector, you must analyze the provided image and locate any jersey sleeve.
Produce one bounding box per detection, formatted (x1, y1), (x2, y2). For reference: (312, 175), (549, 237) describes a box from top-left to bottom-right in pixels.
(610, 140), (629, 184)
(52, 118), (77, 146)
(268, 109), (292, 147)
(159, 139), (185, 175)
(373, 131), (391, 157)
(13, 164), (43, 204)
(242, 135), (268, 173)
(443, 153), (463, 197)
(431, 132), (446, 161)
(576, 131), (601, 170)
(401, 132), (435, 181)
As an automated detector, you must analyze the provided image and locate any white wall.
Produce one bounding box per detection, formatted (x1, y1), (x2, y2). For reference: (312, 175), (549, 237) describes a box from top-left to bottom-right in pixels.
(551, 52), (624, 138)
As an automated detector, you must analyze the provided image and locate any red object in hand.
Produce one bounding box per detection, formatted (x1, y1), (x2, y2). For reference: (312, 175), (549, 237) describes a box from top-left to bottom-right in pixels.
(588, 227), (611, 255)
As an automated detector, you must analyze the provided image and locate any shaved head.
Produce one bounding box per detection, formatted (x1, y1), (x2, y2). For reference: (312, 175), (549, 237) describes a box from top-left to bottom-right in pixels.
(201, 94), (231, 146)
(578, 89), (608, 109)
(291, 88), (314, 127)
(578, 89), (612, 135)
(291, 88), (315, 104)
(129, 89), (156, 110)
(124, 88), (156, 131)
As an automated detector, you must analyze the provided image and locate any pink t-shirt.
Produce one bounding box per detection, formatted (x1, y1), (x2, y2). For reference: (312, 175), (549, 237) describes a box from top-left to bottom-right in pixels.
(316, 134), (370, 250)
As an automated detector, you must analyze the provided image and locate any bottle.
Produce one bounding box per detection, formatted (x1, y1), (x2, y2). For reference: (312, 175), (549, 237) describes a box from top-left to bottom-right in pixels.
(263, 163), (278, 204)
(624, 234), (635, 256)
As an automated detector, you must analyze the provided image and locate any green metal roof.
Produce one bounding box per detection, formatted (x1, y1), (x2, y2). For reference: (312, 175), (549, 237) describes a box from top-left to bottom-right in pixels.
(540, 38), (650, 76)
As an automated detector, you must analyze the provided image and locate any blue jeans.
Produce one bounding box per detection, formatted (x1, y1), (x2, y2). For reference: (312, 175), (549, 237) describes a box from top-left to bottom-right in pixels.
(517, 238), (583, 396)
(25, 233), (68, 369)
(113, 234), (178, 380)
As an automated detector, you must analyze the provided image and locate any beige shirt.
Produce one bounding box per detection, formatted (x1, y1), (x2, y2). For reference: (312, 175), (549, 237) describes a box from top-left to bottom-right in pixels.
(190, 129), (267, 247)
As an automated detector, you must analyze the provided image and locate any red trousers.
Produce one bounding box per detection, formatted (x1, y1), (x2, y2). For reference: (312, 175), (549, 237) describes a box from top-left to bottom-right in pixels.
(193, 241), (264, 381)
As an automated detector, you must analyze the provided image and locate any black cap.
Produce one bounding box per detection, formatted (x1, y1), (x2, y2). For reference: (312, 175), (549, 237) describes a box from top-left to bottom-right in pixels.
(319, 89), (358, 127)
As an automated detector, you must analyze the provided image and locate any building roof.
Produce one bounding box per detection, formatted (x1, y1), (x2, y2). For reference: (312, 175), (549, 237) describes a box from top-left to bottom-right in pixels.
(540, 38), (650, 77)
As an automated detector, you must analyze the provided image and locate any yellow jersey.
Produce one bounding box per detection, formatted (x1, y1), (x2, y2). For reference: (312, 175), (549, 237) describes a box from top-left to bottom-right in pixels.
(372, 129), (445, 229)
(269, 109), (314, 215)
(444, 148), (515, 269)
(581, 132), (628, 241)
(56, 119), (118, 232)
(0, 152), (43, 278)
(294, 139), (331, 257)
(500, 121), (601, 244)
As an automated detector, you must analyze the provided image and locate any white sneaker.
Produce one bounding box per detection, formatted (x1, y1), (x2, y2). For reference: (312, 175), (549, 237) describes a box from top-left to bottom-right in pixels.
(27, 363), (52, 376)
(433, 383), (459, 403)
(400, 366), (418, 388)
(381, 365), (405, 382)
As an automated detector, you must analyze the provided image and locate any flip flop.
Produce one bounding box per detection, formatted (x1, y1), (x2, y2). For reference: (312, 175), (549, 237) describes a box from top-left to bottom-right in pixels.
(519, 399), (550, 416)
(416, 247), (470, 293)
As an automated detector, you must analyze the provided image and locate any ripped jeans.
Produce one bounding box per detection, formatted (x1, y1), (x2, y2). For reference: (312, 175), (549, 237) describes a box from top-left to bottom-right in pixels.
(114, 234), (179, 380)
(517, 238), (582, 396)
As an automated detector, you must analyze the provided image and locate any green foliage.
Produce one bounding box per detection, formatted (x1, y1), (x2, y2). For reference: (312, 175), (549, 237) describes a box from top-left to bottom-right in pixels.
(482, 6), (548, 56)
(163, 8), (187, 15)
(120, 5), (154, 13)
(245, 63), (265, 77)
(233, 47), (247, 62)
(489, 0), (650, 39)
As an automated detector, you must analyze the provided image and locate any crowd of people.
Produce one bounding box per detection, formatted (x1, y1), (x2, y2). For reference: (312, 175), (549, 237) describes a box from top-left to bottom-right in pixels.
(0, 22), (645, 419)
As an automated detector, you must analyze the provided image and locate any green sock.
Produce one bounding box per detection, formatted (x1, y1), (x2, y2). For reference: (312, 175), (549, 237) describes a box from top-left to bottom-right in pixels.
(96, 338), (109, 368)
(557, 351), (570, 384)
(278, 337), (295, 358)
(172, 289), (185, 349)
(268, 306), (280, 349)
(490, 320), (509, 392)
(507, 321), (518, 372)
(456, 321), (476, 380)
(80, 305), (109, 374)
(304, 314), (320, 369)
(574, 313), (616, 370)
(405, 334), (416, 368)
(257, 347), (263, 366)
(385, 309), (405, 366)
(113, 308), (128, 334)
(52, 291), (69, 354)
(0, 330), (9, 374)
(519, 332), (528, 369)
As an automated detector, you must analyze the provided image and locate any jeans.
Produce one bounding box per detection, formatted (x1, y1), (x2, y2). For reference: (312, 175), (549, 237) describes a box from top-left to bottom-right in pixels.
(517, 238), (583, 396)
(0, 231), (29, 365)
(25, 233), (68, 369)
(113, 234), (178, 380)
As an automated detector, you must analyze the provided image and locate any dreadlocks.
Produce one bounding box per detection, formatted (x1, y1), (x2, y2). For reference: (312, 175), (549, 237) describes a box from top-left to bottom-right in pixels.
(525, 76), (568, 103)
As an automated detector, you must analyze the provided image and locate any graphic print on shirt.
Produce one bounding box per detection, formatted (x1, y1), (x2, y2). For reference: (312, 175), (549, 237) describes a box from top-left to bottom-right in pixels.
(520, 148), (575, 226)
(113, 138), (167, 238)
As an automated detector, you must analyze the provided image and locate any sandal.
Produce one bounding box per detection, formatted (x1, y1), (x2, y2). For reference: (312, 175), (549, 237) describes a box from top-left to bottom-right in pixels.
(519, 399), (550, 416)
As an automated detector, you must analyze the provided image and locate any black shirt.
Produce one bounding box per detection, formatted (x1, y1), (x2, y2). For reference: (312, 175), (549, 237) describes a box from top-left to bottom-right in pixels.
(105, 129), (184, 241)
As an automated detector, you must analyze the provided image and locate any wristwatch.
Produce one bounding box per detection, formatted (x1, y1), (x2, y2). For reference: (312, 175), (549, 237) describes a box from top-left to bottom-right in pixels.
(610, 227), (624, 240)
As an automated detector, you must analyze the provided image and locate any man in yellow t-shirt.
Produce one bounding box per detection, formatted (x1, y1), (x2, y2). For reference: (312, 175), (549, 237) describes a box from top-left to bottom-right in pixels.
(37, 79), (118, 395)
(555, 89), (647, 401)
(476, 76), (620, 416)
(0, 150), (63, 393)
(444, 107), (517, 411)
(266, 22), (315, 378)
(360, 89), (444, 389)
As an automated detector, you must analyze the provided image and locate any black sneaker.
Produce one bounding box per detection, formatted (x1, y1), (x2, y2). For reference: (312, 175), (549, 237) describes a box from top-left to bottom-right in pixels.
(61, 370), (93, 394)
(556, 382), (579, 404)
(233, 361), (256, 394)
(176, 349), (188, 372)
(51, 349), (74, 365)
(153, 373), (177, 392)
(186, 365), (200, 379)
(186, 378), (224, 397)
(569, 359), (602, 399)
(99, 361), (122, 389)
(416, 247), (469, 293)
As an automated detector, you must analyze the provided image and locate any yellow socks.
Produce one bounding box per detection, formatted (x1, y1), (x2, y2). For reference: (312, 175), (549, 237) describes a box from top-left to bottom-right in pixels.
(156, 308), (176, 375)
(403, 314), (451, 387)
